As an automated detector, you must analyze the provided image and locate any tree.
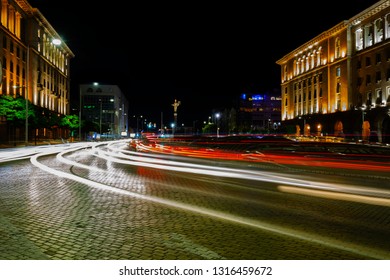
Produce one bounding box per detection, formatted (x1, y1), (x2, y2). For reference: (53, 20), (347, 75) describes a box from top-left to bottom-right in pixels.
(60, 114), (80, 137)
(0, 95), (36, 143)
(0, 95), (35, 126)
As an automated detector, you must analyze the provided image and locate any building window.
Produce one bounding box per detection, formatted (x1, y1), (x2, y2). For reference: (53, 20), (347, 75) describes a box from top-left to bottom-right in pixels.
(365, 56), (371, 67)
(316, 48), (322, 66)
(355, 28), (363, 51)
(387, 86), (390, 103)
(311, 53), (315, 68)
(293, 59), (297, 76)
(366, 74), (371, 85)
(376, 71), (381, 83)
(357, 76), (363, 86)
(367, 92), (373, 106)
(336, 66), (341, 77)
(386, 14), (390, 39)
(357, 93), (363, 107)
(376, 89), (383, 104)
(374, 18), (384, 43)
(306, 55), (310, 71)
(336, 79), (341, 93)
(376, 53), (381, 64)
(364, 24), (373, 47)
(335, 38), (341, 59)
(336, 94), (341, 110)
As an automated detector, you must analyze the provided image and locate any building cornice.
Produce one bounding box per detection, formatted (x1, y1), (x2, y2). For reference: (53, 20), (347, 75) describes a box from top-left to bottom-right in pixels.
(15, 0), (74, 57)
(276, 0), (390, 66)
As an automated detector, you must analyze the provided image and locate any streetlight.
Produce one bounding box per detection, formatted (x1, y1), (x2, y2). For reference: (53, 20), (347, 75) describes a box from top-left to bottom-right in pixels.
(171, 123), (175, 136)
(79, 85), (82, 141)
(99, 98), (102, 135)
(133, 115), (143, 138)
(215, 113), (220, 137)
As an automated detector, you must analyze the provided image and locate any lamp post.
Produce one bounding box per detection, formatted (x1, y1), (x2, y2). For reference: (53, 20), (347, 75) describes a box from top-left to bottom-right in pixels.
(171, 123), (175, 136)
(133, 115), (143, 138)
(25, 44), (30, 145)
(79, 86), (82, 141)
(99, 98), (102, 135)
(215, 113), (220, 137)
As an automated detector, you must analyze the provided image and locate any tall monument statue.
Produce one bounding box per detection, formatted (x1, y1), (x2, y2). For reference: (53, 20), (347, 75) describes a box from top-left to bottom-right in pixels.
(172, 99), (181, 128)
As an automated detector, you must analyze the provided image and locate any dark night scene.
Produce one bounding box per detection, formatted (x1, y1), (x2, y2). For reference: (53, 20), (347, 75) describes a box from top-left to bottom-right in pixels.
(0, 1), (389, 279)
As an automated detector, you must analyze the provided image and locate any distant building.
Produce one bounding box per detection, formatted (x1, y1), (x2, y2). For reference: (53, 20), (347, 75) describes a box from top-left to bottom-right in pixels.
(0, 0), (74, 142)
(276, 0), (390, 142)
(238, 90), (282, 133)
(80, 83), (129, 139)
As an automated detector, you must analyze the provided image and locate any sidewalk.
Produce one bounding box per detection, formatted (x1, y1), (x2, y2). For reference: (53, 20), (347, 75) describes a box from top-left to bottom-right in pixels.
(0, 139), (71, 149)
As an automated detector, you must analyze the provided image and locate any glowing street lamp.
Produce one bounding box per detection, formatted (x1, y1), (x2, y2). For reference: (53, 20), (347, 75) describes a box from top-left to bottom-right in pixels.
(215, 113), (220, 137)
(171, 122), (175, 136)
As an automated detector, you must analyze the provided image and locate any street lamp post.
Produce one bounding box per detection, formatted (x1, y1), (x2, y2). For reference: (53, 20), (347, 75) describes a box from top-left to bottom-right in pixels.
(25, 45), (30, 145)
(25, 87), (28, 145)
(215, 113), (220, 137)
(99, 98), (102, 135)
(79, 86), (82, 141)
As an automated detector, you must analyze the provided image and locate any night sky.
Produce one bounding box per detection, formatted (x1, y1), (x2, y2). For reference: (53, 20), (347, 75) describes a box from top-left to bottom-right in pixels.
(28, 0), (380, 125)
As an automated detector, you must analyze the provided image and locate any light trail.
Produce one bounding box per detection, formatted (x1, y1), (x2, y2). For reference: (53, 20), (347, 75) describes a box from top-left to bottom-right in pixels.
(278, 185), (390, 207)
(91, 144), (390, 202)
(30, 145), (390, 259)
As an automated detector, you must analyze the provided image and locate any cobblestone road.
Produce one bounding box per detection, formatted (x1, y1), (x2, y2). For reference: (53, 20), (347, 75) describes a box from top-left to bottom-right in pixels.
(0, 141), (389, 260)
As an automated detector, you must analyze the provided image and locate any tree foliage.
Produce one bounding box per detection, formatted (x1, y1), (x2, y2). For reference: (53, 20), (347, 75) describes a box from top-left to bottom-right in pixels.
(0, 95), (35, 125)
(60, 114), (80, 130)
(0, 95), (80, 131)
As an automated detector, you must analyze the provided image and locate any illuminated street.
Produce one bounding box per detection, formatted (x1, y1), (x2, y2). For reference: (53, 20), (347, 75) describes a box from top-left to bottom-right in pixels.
(0, 139), (389, 260)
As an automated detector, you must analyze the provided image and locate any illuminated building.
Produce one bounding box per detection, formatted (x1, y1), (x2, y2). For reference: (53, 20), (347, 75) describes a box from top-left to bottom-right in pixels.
(238, 90), (282, 133)
(0, 0), (74, 142)
(276, 0), (390, 142)
(80, 83), (129, 139)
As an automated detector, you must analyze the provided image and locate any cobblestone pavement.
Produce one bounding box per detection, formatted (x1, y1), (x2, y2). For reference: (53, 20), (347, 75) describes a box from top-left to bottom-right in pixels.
(0, 141), (389, 260)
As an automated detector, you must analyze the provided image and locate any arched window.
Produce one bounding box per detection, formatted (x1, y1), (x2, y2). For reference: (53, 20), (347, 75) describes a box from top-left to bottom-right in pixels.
(355, 27), (363, 51)
(335, 38), (341, 59)
(385, 14), (390, 39)
(364, 24), (373, 47)
(374, 18), (383, 43)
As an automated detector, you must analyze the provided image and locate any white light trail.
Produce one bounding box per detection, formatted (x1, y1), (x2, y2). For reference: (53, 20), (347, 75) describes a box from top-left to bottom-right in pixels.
(30, 149), (390, 259)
